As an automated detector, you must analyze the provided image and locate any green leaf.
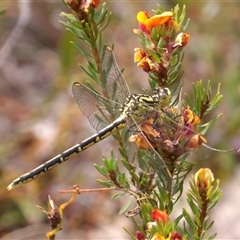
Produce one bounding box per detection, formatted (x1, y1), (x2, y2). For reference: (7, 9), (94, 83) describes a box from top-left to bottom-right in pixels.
(94, 164), (108, 177)
(99, 12), (112, 33)
(111, 192), (126, 199)
(60, 12), (77, 22)
(205, 220), (214, 230)
(175, 214), (184, 225)
(199, 113), (222, 134)
(187, 197), (199, 215)
(111, 159), (118, 172)
(96, 179), (114, 188)
(80, 65), (97, 80)
(119, 197), (134, 215)
(208, 232), (217, 240)
(182, 208), (196, 231)
(182, 18), (190, 32)
(205, 96), (223, 115)
(122, 227), (138, 240)
(70, 41), (92, 58)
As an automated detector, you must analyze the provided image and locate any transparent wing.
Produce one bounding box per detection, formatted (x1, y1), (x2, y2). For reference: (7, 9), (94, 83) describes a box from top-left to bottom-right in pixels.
(187, 144), (212, 161)
(72, 82), (120, 132)
(72, 45), (130, 132)
(101, 45), (130, 104)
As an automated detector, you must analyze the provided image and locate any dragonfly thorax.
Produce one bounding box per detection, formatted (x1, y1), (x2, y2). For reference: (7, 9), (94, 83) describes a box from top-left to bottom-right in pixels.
(119, 87), (171, 122)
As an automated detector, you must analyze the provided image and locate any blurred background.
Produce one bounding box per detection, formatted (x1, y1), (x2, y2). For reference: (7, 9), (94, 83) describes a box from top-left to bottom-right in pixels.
(0, 0), (240, 239)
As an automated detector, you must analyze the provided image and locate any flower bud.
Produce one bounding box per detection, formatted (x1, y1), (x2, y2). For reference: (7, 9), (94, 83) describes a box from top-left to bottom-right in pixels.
(152, 209), (169, 224)
(136, 230), (145, 240)
(194, 168), (214, 188)
(185, 134), (207, 150)
(172, 33), (190, 48)
(129, 133), (155, 150)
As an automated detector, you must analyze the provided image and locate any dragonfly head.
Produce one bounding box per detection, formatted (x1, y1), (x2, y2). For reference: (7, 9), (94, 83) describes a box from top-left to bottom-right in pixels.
(155, 87), (171, 107)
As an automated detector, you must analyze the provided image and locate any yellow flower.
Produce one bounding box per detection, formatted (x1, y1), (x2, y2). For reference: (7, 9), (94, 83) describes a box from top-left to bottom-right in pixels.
(151, 233), (166, 240)
(137, 56), (158, 72)
(134, 48), (146, 62)
(136, 11), (179, 32)
(137, 11), (150, 24)
(194, 168), (214, 188)
(145, 12), (173, 30)
(129, 118), (158, 150)
(129, 133), (154, 150)
(183, 106), (200, 126)
(138, 11), (173, 30)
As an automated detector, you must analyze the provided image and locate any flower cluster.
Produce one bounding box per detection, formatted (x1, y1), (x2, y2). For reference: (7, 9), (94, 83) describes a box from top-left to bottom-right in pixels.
(66, 0), (100, 21)
(130, 8), (211, 167)
(130, 6), (224, 240)
(134, 10), (190, 86)
(129, 105), (207, 162)
(136, 209), (182, 240)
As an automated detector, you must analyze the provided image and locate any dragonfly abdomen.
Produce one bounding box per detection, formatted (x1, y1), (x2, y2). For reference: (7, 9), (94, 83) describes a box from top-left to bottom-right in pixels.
(7, 116), (126, 190)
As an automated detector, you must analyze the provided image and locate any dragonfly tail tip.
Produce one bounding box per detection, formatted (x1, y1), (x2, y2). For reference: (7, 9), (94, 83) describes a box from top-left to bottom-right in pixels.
(7, 182), (14, 191)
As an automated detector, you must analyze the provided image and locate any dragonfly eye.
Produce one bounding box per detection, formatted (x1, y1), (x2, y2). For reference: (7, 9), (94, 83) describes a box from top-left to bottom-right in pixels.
(159, 88), (171, 107)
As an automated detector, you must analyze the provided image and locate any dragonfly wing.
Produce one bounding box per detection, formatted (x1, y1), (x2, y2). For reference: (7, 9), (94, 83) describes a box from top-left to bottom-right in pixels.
(187, 144), (212, 161)
(101, 45), (130, 104)
(72, 83), (119, 132)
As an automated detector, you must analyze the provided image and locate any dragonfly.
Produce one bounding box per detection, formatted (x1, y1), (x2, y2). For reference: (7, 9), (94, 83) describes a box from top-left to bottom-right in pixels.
(7, 45), (172, 190)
